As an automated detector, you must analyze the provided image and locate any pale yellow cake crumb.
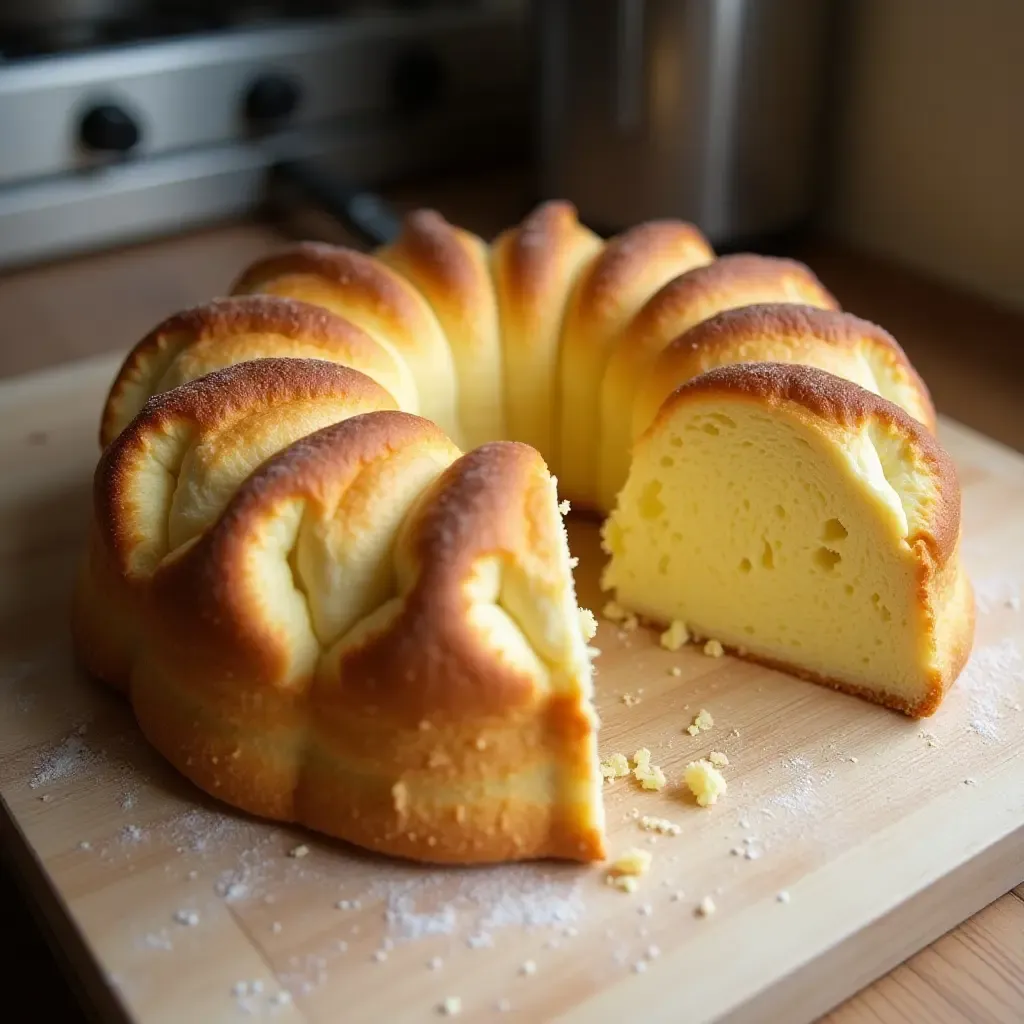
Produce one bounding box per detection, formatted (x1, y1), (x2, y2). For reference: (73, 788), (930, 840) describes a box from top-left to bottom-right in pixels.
(288, 844), (310, 859)
(708, 751), (729, 768)
(587, 645), (602, 659)
(568, 556), (579, 569)
(659, 619), (690, 651)
(631, 749), (667, 791)
(668, 665), (683, 677)
(600, 752), (631, 781)
(703, 639), (725, 658)
(639, 815), (681, 837)
(603, 600), (629, 622)
(610, 875), (639, 893)
(578, 607), (598, 641)
(683, 759), (728, 807)
(686, 724), (700, 736)
(694, 709), (714, 731)
(559, 499), (571, 516)
(609, 847), (653, 877)
(696, 896), (716, 917)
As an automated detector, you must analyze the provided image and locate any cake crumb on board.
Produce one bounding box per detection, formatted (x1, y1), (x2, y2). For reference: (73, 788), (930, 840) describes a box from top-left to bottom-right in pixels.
(600, 752), (631, 782)
(684, 760), (728, 807)
(660, 620), (690, 651)
(606, 847), (652, 892)
(640, 815), (681, 836)
(632, 748), (667, 790)
(686, 708), (715, 736)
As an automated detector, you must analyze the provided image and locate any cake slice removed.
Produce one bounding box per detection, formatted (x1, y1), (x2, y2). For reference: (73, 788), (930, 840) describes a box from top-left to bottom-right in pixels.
(601, 363), (974, 717)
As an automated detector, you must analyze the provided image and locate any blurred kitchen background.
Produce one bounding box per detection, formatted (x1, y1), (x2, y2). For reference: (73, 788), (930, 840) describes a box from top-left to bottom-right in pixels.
(0, 0), (1020, 441)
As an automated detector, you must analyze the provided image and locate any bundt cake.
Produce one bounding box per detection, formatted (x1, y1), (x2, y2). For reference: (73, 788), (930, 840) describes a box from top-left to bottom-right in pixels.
(73, 199), (974, 866)
(601, 363), (973, 716)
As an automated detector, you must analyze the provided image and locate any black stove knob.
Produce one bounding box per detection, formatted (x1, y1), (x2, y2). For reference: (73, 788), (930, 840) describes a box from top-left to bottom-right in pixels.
(245, 74), (303, 123)
(79, 104), (141, 153)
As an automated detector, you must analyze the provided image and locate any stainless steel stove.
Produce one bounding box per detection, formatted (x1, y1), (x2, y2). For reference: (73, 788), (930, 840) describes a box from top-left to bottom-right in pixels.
(0, 1), (528, 269)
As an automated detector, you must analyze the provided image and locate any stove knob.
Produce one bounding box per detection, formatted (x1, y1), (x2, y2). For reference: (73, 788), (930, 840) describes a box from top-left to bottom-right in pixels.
(245, 74), (303, 123)
(390, 46), (446, 117)
(79, 104), (141, 153)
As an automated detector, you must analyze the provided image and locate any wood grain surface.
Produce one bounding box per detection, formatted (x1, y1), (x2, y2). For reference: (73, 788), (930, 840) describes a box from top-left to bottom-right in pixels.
(0, 169), (1022, 1021)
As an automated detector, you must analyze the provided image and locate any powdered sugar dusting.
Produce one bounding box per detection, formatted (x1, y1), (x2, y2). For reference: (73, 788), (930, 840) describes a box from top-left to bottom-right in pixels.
(30, 732), (100, 788)
(958, 639), (1024, 742)
(368, 864), (585, 945)
(763, 756), (834, 817)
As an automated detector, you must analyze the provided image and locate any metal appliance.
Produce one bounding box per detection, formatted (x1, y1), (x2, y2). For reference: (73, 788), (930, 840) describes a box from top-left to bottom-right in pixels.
(535, 0), (838, 246)
(0, 2), (528, 269)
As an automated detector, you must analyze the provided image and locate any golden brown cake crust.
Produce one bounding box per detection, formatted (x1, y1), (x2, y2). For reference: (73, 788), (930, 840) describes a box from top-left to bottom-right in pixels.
(660, 304), (937, 430)
(634, 254), (838, 333)
(127, 421), (603, 864)
(378, 209), (483, 298)
(230, 241), (428, 325)
(335, 440), (554, 719)
(95, 357), (396, 575)
(573, 220), (713, 316)
(660, 362), (960, 563)
(491, 199), (596, 306)
(100, 295), (391, 447)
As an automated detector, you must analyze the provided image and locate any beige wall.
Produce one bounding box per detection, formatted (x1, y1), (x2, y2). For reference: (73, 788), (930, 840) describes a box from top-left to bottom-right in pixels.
(828, 0), (1023, 311)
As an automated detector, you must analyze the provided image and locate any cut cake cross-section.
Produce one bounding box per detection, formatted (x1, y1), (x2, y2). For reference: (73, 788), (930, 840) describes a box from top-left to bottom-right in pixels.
(601, 362), (974, 717)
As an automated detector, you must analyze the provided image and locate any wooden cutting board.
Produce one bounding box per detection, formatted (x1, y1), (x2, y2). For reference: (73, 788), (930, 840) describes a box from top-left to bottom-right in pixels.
(0, 354), (1022, 1024)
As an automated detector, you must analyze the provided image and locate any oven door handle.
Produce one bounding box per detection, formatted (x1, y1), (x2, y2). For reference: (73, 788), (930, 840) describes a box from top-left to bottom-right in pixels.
(271, 159), (402, 248)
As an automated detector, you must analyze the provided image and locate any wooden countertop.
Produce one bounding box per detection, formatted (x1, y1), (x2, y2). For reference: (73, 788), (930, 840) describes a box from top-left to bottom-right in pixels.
(0, 168), (1021, 1023)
